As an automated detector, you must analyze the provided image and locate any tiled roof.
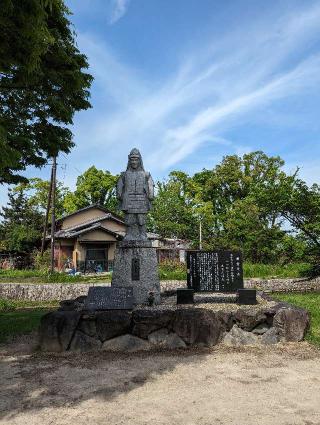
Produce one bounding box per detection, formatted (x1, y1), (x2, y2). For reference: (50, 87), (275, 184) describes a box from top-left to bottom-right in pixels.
(56, 204), (124, 224)
(58, 215), (111, 233)
(54, 223), (122, 239)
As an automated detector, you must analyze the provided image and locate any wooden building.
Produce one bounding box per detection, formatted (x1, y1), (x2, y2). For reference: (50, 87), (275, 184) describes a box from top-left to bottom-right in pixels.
(53, 204), (190, 272)
(53, 205), (125, 272)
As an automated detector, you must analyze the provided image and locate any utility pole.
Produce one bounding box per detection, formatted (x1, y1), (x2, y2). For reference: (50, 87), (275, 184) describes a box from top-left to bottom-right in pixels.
(199, 217), (203, 250)
(50, 156), (57, 272)
(40, 167), (53, 255)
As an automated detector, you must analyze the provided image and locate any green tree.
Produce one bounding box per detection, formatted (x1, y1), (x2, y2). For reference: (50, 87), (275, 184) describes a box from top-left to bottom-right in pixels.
(0, 0), (93, 183)
(14, 177), (70, 218)
(63, 166), (118, 213)
(0, 188), (43, 252)
(192, 152), (298, 262)
(148, 171), (199, 243)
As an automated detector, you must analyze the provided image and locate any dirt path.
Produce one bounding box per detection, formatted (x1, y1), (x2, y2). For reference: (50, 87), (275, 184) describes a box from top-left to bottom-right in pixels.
(1, 339), (320, 425)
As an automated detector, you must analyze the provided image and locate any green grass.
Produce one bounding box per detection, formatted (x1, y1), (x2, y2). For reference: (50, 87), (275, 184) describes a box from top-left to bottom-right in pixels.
(158, 262), (311, 280)
(273, 292), (320, 347)
(0, 299), (59, 312)
(0, 269), (111, 283)
(0, 262), (312, 283)
(243, 262), (310, 279)
(0, 299), (59, 343)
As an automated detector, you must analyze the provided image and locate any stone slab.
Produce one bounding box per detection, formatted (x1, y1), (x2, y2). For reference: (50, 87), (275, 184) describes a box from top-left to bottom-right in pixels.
(84, 286), (134, 310)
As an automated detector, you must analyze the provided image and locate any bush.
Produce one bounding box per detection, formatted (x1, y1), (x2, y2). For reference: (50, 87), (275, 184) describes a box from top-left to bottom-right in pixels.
(32, 249), (51, 271)
(158, 259), (187, 280)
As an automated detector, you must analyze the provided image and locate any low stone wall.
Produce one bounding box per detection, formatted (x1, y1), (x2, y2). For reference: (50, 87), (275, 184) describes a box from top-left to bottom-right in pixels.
(161, 278), (320, 293)
(0, 277), (319, 301)
(245, 278), (320, 292)
(38, 295), (310, 352)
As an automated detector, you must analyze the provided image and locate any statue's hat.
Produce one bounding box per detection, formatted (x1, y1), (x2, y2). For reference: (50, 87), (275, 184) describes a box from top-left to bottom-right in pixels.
(128, 148), (141, 157)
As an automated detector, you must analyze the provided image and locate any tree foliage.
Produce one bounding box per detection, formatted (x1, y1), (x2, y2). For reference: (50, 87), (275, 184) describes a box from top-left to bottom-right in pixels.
(63, 166), (118, 214)
(14, 177), (70, 218)
(150, 152), (318, 263)
(148, 171), (196, 241)
(1, 151), (319, 265)
(0, 0), (93, 183)
(0, 188), (43, 252)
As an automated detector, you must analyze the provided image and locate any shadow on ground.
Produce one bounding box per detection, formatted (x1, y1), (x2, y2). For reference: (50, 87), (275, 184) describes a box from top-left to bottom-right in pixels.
(0, 334), (319, 423)
(0, 335), (214, 421)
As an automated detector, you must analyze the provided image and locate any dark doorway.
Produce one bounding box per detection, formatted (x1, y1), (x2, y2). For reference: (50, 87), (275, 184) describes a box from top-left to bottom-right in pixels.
(84, 244), (109, 273)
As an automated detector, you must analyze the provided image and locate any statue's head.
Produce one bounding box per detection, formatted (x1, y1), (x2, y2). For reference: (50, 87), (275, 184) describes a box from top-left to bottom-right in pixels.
(127, 148), (145, 171)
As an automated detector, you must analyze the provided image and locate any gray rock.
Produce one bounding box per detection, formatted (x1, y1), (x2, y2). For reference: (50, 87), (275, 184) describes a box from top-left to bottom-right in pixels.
(252, 323), (270, 335)
(234, 309), (267, 331)
(147, 329), (186, 349)
(132, 309), (174, 339)
(77, 318), (97, 337)
(69, 330), (101, 351)
(59, 296), (86, 312)
(215, 311), (234, 332)
(273, 307), (310, 342)
(101, 334), (151, 352)
(148, 328), (169, 345)
(261, 327), (280, 345)
(223, 325), (259, 346)
(173, 309), (222, 346)
(39, 311), (81, 352)
(96, 310), (132, 342)
(164, 333), (187, 349)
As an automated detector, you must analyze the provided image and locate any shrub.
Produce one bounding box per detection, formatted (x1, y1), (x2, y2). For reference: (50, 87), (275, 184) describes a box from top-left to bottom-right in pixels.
(158, 259), (187, 280)
(32, 249), (51, 271)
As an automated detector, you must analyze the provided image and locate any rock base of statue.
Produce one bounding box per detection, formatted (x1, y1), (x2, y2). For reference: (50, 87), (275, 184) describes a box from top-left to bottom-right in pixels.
(111, 240), (161, 305)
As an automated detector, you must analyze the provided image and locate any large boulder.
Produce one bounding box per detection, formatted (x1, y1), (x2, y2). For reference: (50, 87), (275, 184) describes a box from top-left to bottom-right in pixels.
(59, 296), (87, 312)
(261, 327), (280, 345)
(132, 309), (174, 339)
(77, 316), (97, 338)
(39, 311), (81, 352)
(96, 310), (132, 342)
(273, 307), (310, 342)
(252, 323), (270, 335)
(69, 330), (101, 351)
(234, 309), (267, 331)
(101, 334), (151, 352)
(223, 324), (259, 346)
(215, 311), (234, 331)
(148, 329), (186, 349)
(172, 309), (223, 346)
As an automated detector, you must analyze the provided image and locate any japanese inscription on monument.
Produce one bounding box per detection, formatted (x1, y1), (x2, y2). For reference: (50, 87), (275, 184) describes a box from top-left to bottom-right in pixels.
(84, 286), (134, 310)
(187, 250), (243, 292)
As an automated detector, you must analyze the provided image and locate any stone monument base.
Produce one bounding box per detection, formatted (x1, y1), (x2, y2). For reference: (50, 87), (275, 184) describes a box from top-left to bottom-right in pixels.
(111, 240), (161, 305)
(38, 293), (310, 352)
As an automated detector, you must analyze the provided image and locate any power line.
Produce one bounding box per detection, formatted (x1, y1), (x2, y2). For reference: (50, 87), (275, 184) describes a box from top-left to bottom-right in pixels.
(60, 152), (83, 175)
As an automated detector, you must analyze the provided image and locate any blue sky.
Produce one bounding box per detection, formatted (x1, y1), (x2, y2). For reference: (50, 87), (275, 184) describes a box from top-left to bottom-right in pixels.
(2, 0), (320, 205)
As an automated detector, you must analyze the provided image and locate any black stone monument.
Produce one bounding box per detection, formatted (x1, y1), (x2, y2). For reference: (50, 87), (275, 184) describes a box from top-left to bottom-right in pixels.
(187, 250), (244, 292)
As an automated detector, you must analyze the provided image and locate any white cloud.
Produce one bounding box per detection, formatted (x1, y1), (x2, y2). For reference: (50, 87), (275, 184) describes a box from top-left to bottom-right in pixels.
(108, 0), (131, 24)
(73, 2), (320, 175)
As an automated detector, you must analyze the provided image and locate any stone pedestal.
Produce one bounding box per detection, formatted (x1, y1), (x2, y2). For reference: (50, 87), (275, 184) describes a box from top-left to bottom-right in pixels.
(111, 240), (161, 305)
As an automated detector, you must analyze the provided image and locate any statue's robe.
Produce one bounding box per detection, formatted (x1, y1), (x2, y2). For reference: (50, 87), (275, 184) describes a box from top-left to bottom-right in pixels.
(117, 170), (154, 214)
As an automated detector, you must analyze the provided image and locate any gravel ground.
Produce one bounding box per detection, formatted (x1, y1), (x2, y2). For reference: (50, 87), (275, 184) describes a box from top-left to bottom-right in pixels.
(1, 336), (320, 425)
(148, 292), (277, 313)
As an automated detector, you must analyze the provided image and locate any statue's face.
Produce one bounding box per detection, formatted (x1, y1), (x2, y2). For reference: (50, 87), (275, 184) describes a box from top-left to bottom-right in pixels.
(129, 156), (140, 169)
